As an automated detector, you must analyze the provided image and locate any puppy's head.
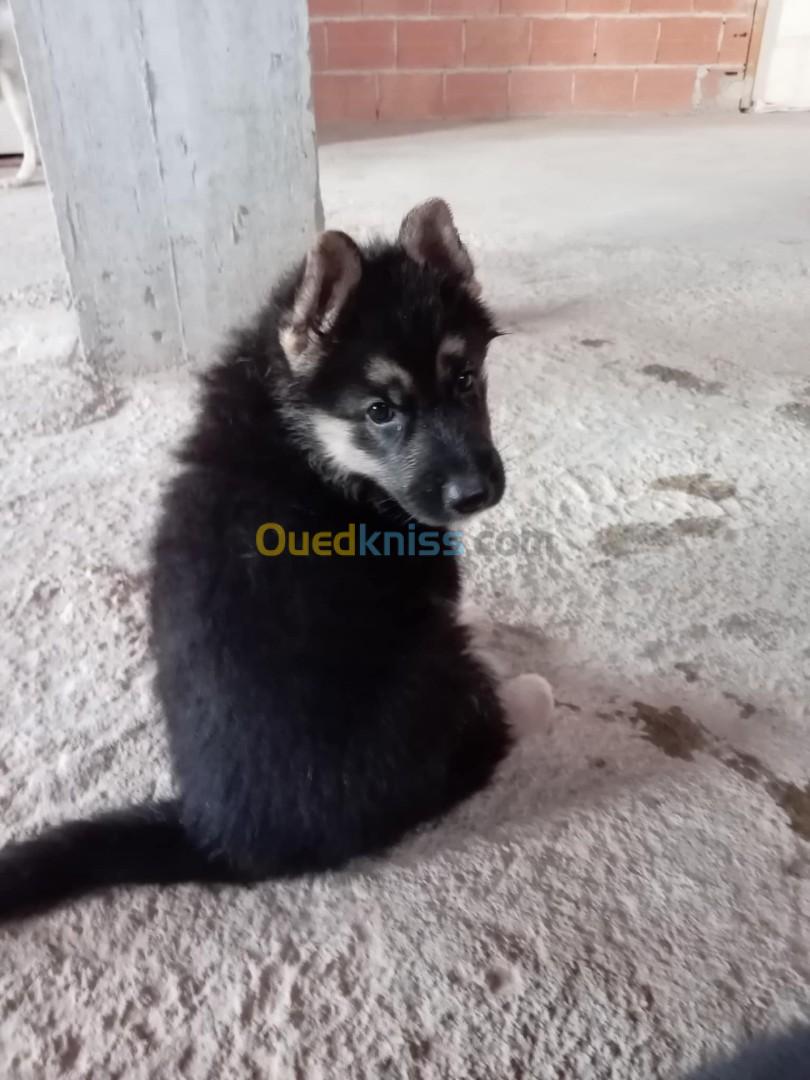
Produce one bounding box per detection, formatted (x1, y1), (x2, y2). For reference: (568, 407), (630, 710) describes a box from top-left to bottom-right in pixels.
(278, 199), (505, 527)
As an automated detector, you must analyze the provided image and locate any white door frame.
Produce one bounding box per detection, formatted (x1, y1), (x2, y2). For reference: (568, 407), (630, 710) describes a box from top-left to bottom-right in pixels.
(750, 0), (810, 111)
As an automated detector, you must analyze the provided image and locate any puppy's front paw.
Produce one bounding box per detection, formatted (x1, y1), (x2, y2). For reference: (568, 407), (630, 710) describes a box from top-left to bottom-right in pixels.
(501, 673), (554, 739)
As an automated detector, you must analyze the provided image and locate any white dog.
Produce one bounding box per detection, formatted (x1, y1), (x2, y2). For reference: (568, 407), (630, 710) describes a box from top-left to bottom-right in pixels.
(0, 0), (37, 188)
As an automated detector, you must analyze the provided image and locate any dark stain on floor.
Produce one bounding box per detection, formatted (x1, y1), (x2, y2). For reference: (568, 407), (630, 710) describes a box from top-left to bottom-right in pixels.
(674, 661), (700, 684)
(581, 338), (612, 349)
(725, 748), (765, 782)
(56, 1030), (82, 1074)
(652, 473), (736, 502)
(628, 701), (810, 841)
(596, 707), (628, 722)
(596, 517), (725, 557)
(631, 702), (709, 760)
(716, 609), (800, 652)
(722, 691), (756, 719)
(641, 365), (724, 395)
(777, 402), (810, 429)
(770, 782), (810, 841)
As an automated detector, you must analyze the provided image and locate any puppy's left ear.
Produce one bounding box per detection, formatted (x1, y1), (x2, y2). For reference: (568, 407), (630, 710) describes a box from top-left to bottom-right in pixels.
(280, 230), (362, 368)
(399, 198), (481, 297)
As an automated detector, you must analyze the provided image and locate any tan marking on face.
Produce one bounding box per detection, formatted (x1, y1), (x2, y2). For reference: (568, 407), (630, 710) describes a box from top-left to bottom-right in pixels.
(366, 356), (414, 407)
(366, 356), (415, 392)
(310, 412), (386, 481)
(440, 335), (467, 358)
(437, 334), (468, 376)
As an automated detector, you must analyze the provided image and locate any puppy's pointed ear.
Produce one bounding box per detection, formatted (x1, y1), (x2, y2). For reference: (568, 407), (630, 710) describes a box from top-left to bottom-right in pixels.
(399, 198), (480, 296)
(280, 230), (362, 366)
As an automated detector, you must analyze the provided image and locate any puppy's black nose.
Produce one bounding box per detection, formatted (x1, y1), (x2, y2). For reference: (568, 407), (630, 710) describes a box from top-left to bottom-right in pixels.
(443, 476), (491, 517)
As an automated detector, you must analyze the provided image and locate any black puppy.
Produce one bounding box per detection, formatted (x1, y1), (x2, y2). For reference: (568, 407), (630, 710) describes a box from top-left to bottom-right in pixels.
(688, 1029), (810, 1080)
(0, 199), (552, 920)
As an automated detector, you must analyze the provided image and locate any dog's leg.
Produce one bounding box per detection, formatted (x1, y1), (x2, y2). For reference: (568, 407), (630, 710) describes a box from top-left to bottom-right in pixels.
(500, 672), (554, 739)
(0, 70), (37, 188)
(456, 597), (510, 679)
(457, 600), (554, 732)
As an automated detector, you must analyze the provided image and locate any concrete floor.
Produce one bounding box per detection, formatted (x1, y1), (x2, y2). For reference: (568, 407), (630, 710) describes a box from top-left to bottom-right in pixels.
(1, 114), (810, 1079)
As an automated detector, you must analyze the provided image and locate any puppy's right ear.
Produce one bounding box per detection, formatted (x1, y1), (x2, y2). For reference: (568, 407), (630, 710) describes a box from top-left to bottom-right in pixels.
(399, 198), (480, 296)
(280, 231), (362, 368)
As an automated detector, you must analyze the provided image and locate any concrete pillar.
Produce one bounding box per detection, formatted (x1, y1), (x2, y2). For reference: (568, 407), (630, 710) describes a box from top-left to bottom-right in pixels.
(10, 0), (322, 374)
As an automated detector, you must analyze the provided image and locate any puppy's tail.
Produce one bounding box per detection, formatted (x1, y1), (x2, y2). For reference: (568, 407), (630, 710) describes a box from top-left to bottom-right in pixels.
(0, 800), (228, 922)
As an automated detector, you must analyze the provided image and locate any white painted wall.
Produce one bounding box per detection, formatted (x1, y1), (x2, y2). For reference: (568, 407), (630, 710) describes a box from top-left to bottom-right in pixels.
(754, 0), (810, 110)
(10, 0), (322, 374)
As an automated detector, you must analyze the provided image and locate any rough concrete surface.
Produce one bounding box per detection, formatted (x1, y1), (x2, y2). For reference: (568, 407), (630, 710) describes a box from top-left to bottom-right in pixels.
(1, 115), (809, 1079)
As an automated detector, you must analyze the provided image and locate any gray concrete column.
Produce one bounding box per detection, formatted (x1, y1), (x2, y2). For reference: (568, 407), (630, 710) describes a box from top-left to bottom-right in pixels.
(10, 1), (322, 374)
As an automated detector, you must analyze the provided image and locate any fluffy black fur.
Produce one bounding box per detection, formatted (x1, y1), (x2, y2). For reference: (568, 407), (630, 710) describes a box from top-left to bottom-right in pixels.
(0, 200), (513, 920)
(686, 1030), (810, 1080)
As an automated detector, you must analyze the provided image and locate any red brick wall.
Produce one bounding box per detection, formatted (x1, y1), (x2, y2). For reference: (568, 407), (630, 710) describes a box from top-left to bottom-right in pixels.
(309, 0), (756, 124)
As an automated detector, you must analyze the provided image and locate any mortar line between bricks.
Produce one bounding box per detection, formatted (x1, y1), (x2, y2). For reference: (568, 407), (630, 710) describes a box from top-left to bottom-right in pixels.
(311, 13), (740, 21)
(316, 63), (742, 74)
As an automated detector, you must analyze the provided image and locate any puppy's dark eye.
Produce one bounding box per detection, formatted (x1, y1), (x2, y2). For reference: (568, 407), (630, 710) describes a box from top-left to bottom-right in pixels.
(367, 401), (395, 425)
(457, 371), (476, 393)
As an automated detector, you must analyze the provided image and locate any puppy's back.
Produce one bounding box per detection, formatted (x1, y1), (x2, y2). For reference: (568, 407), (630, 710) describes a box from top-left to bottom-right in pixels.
(689, 1030), (810, 1080)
